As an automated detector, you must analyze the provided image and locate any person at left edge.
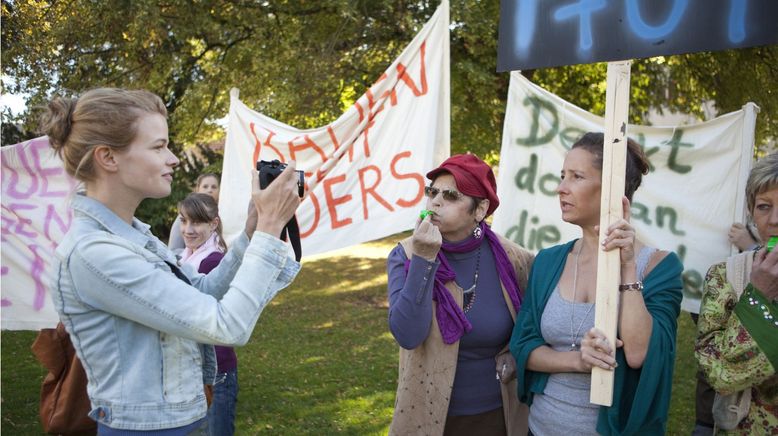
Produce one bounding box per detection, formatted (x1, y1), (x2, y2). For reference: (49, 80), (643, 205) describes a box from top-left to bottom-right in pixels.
(386, 153), (535, 436)
(43, 88), (302, 433)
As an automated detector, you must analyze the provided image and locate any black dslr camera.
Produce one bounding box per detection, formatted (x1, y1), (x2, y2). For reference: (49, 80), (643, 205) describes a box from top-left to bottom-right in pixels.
(257, 160), (305, 198)
(256, 159), (304, 261)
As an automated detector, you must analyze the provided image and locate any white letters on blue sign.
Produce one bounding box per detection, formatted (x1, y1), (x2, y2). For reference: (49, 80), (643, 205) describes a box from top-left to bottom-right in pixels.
(626, 0), (689, 40)
(509, 0), (756, 60)
(514, 0), (539, 56)
(553, 0), (608, 51)
(728, 0), (747, 43)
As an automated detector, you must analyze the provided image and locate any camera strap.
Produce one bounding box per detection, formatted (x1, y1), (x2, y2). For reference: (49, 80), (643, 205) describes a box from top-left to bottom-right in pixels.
(282, 215), (302, 262)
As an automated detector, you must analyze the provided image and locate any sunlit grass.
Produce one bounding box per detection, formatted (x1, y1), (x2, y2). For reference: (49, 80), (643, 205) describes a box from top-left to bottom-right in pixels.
(1, 231), (696, 434)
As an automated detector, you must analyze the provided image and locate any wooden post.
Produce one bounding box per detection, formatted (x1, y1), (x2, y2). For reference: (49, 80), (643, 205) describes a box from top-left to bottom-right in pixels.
(590, 60), (631, 407)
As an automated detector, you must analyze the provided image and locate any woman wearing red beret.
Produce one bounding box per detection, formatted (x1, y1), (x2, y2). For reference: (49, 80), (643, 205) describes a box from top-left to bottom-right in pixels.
(387, 153), (535, 435)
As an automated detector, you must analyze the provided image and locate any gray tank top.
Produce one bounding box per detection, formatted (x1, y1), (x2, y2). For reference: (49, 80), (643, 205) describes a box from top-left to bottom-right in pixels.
(527, 246), (656, 436)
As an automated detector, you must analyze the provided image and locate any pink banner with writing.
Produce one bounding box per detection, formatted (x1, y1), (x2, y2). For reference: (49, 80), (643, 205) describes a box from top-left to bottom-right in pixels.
(2, 136), (77, 330)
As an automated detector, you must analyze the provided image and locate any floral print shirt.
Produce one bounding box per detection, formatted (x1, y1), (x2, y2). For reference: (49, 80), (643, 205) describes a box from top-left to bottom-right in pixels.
(696, 261), (778, 435)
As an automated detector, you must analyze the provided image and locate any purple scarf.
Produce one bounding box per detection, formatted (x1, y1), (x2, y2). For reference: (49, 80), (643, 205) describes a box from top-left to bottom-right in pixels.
(405, 221), (522, 344)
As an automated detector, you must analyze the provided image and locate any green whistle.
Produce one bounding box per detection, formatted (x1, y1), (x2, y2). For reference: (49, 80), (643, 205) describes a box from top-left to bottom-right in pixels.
(420, 210), (435, 220)
(767, 235), (778, 253)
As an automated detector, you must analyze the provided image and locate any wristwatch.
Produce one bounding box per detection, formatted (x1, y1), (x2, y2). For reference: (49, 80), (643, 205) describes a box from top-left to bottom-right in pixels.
(618, 281), (644, 292)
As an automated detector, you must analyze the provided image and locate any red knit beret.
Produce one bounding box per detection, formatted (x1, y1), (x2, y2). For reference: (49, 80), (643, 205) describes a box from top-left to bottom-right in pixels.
(426, 153), (500, 217)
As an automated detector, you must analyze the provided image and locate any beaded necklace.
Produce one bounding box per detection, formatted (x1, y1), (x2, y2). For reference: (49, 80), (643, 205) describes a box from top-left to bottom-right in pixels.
(461, 246), (482, 313)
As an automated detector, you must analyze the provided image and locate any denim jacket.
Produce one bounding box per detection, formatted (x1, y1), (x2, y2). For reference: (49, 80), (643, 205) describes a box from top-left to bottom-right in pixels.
(199, 344), (217, 385)
(50, 194), (300, 430)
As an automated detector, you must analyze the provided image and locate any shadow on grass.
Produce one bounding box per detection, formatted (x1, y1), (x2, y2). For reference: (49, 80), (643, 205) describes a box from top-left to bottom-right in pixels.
(234, 252), (397, 435)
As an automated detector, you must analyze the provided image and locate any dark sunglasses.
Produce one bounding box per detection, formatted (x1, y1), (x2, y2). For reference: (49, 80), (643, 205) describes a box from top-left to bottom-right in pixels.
(424, 186), (464, 202)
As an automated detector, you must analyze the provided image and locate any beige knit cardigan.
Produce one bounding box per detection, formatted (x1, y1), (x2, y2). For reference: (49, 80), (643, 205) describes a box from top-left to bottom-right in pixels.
(389, 235), (534, 436)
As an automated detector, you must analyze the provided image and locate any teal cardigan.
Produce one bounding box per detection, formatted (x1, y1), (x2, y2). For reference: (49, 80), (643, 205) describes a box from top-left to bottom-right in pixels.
(509, 240), (683, 435)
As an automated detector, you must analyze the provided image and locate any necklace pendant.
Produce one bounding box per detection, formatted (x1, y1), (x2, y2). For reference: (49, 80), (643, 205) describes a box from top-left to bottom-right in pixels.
(570, 343), (577, 351)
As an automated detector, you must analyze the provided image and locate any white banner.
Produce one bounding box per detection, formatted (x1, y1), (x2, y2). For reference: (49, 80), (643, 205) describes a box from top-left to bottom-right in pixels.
(220, 2), (450, 257)
(1, 137), (77, 330)
(493, 72), (756, 314)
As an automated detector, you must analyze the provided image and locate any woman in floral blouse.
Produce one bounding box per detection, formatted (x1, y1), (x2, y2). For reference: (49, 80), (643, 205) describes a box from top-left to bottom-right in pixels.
(696, 152), (778, 434)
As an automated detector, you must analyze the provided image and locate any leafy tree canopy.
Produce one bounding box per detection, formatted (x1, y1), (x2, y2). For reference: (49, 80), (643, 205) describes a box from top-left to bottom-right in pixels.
(3, 0), (775, 235)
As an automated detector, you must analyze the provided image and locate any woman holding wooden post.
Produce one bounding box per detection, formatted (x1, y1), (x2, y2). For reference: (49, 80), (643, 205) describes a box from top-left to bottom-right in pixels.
(695, 152), (778, 434)
(510, 132), (684, 435)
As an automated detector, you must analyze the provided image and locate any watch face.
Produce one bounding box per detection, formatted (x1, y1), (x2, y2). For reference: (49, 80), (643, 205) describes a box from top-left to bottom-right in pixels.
(619, 282), (643, 292)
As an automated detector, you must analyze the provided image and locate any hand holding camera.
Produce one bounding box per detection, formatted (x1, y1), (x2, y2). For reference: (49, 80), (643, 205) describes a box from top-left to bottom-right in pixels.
(250, 161), (303, 239)
(258, 160), (305, 198)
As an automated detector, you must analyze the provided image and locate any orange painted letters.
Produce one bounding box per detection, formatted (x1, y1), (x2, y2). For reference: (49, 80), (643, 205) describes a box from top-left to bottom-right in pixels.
(250, 123), (283, 163)
(323, 174), (353, 229)
(358, 165), (394, 219)
(391, 151), (425, 207)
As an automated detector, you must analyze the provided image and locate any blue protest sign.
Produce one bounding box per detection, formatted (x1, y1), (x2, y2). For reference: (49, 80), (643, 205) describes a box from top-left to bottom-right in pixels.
(497, 0), (778, 71)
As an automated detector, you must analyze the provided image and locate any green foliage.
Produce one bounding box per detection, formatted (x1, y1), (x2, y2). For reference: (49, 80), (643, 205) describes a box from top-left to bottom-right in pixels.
(1, 108), (32, 146)
(664, 47), (778, 156)
(449, 0), (508, 161)
(2, 0), (776, 230)
(1, 235), (697, 434)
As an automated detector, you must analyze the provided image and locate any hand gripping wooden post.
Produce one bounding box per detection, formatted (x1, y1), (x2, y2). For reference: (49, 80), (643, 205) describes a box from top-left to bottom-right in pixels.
(590, 60), (631, 407)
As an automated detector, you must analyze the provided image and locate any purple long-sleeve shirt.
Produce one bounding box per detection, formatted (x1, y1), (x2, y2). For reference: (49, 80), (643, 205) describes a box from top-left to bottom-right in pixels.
(199, 252), (238, 373)
(387, 238), (514, 416)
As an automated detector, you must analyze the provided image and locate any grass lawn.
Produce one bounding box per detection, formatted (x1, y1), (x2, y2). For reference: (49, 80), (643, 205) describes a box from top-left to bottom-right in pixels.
(1, 232), (698, 434)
